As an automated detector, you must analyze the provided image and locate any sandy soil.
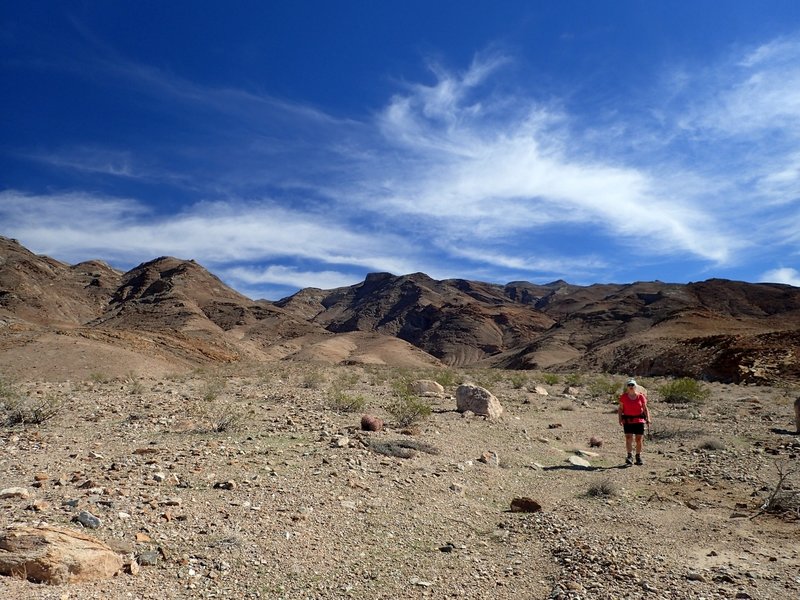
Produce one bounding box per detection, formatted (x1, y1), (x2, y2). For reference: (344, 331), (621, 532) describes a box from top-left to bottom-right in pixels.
(1, 364), (798, 599)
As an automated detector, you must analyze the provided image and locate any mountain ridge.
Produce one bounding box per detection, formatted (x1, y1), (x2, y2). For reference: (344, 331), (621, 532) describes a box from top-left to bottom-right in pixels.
(2, 236), (799, 383)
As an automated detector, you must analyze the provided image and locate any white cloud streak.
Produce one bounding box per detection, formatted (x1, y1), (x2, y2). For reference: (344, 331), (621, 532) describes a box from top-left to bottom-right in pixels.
(7, 32), (800, 294)
(760, 267), (800, 287)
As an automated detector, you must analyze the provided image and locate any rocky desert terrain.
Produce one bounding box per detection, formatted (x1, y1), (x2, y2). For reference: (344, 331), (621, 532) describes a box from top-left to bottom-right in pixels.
(1, 363), (798, 599)
(1, 237), (799, 598)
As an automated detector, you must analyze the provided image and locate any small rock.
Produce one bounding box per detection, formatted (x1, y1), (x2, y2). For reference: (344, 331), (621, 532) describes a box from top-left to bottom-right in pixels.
(477, 451), (500, 467)
(589, 436), (603, 448)
(136, 551), (160, 566)
(567, 456), (592, 469)
(533, 386), (549, 396)
(510, 497), (542, 513)
(0, 487), (30, 500)
(213, 481), (237, 490)
(153, 472), (167, 483)
(548, 423), (562, 429)
(449, 483), (465, 496)
(687, 571), (707, 582)
(75, 510), (101, 529)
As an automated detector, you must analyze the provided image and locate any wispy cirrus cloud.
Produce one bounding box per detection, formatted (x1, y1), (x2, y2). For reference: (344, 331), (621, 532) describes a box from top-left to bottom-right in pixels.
(6, 31), (800, 295)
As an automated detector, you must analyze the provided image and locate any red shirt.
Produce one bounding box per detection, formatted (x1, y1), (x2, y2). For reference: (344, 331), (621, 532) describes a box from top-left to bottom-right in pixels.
(619, 392), (647, 424)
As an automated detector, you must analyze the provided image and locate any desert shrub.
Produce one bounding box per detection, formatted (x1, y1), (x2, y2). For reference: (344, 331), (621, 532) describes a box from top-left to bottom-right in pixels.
(125, 372), (145, 395)
(201, 377), (226, 402)
(564, 373), (583, 386)
(328, 389), (367, 413)
(433, 369), (458, 388)
(647, 425), (699, 442)
(334, 371), (360, 388)
(588, 377), (622, 403)
(759, 461), (799, 520)
(3, 394), (63, 426)
(368, 439), (439, 459)
(89, 372), (110, 384)
(0, 376), (16, 400)
(541, 373), (560, 385)
(386, 391), (432, 428)
(697, 438), (725, 451)
(508, 372), (528, 389)
(301, 370), (326, 389)
(193, 401), (246, 433)
(586, 478), (618, 498)
(658, 378), (710, 404)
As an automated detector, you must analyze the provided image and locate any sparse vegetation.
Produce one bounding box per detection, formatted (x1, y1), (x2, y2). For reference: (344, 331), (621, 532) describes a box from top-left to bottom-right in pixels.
(647, 424), (699, 442)
(588, 377), (623, 403)
(756, 460), (799, 520)
(328, 388), (367, 413)
(368, 438), (439, 459)
(3, 393), (63, 426)
(301, 370), (326, 389)
(125, 372), (145, 395)
(564, 373), (582, 386)
(192, 400), (247, 433)
(433, 369), (458, 388)
(586, 478), (618, 498)
(386, 386), (432, 427)
(201, 377), (226, 402)
(508, 372), (528, 389)
(697, 438), (725, 451)
(657, 377), (710, 404)
(541, 373), (560, 385)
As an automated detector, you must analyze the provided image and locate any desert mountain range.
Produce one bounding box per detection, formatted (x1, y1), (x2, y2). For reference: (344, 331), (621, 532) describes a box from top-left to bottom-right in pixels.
(1, 235), (799, 383)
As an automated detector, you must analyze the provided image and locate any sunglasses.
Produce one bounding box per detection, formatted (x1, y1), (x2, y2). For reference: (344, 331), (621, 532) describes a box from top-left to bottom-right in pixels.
(627, 384), (635, 388)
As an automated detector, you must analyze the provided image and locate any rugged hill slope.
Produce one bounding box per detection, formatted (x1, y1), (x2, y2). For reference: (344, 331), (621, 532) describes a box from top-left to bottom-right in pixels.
(2, 236), (799, 382)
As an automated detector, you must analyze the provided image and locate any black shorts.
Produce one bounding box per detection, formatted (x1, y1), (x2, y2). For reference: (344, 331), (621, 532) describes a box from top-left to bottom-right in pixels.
(623, 423), (645, 435)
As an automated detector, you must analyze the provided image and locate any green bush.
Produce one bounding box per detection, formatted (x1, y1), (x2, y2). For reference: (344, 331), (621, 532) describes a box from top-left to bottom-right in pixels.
(386, 391), (431, 428)
(541, 373), (560, 385)
(564, 373), (583, 386)
(508, 372), (528, 389)
(328, 389), (367, 413)
(658, 378), (710, 404)
(587, 377), (623, 403)
(586, 478), (618, 498)
(433, 369), (458, 388)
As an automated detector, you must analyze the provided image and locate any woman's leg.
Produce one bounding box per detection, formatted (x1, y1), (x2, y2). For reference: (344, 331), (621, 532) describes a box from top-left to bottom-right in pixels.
(635, 434), (644, 455)
(625, 433), (634, 454)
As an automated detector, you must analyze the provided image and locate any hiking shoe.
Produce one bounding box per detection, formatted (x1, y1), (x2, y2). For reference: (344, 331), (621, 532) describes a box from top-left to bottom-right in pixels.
(625, 455), (633, 465)
(635, 455), (643, 466)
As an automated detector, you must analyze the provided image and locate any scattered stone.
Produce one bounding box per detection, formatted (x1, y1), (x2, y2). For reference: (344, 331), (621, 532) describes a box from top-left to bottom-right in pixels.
(477, 450), (500, 467)
(510, 497), (542, 513)
(567, 456), (592, 469)
(213, 481), (237, 490)
(548, 423), (562, 429)
(455, 384), (503, 419)
(153, 472), (167, 482)
(589, 436), (603, 448)
(332, 436), (350, 448)
(563, 386), (580, 396)
(449, 483), (465, 496)
(74, 510), (102, 529)
(360, 414), (384, 432)
(0, 487), (30, 500)
(533, 386), (549, 396)
(687, 571), (707, 582)
(136, 551), (160, 567)
(27, 499), (50, 512)
(0, 524), (122, 584)
(135, 532), (153, 543)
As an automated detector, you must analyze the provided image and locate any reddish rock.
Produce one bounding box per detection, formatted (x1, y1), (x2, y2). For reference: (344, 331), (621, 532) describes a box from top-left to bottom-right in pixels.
(589, 436), (603, 448)
(360, 414), (384, 432)
(510, 497), (542, 513)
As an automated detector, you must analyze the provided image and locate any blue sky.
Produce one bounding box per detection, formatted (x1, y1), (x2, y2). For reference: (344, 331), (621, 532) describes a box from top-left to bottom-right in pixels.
(2, 1), (800, 300)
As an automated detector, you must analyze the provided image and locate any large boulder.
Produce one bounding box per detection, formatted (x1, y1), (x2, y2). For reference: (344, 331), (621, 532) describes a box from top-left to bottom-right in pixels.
(455, 384), (503, 419)
(410, 379), (445, 395)
(0, 524), (123, 584)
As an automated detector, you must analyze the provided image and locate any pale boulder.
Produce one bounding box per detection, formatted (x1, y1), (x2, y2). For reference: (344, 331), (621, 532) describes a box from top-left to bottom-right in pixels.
(0, 524), (123, 584)
(455, 384), (503, 419)
(410, 379), (445, 395)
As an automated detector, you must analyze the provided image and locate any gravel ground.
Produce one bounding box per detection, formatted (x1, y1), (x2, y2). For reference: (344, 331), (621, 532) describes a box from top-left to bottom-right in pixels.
(1, 366), (798, 599)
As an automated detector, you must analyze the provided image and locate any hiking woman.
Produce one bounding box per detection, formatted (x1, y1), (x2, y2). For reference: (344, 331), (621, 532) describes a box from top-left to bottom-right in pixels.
(618, 379), (650, 465)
